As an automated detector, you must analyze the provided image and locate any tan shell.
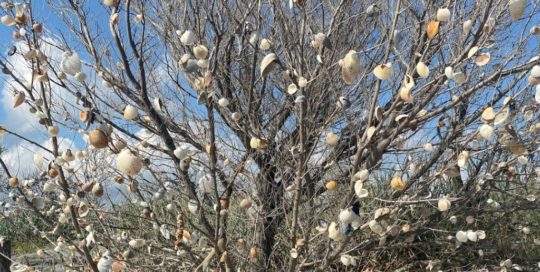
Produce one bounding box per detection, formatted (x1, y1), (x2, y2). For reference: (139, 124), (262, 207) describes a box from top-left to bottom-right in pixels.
(325, 180), (337, 190)
(463, 20), (473, 34)
(390, 176), (405, 191)
(457, 151), (469, 167)
(436, 8), (451, 21)
(493, 108), (510, 126)
(193, 45), (208, 59)
(438, 198), (451, 212)
(467, 46), (479, 58)
(475, 53), (491, 66)
(341, 50), (361, 84)
(509, 0), (527, 20)
(12, 92), (25, 108)
(103, 0), (116, 7)
(326, 132), (339, 147)
(239, 198), (252, 209)
(89, 129), (109, 149)
(8, 177), (18, 187)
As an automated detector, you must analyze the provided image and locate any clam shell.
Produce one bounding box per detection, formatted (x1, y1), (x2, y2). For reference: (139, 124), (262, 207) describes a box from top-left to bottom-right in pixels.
(438, 198), (451, 212)
(509, 0), (527, 20)
(116, 149), (143, 176)
(493, 108), (510, 126)
(341, 50), (360, 84)
(463, 19), (473, 34)
(373, 63), (392, 80)
(193, 45), (208, 59)
(478, 124), (494, 140)
(531, 65), (540, 77)
(457, 151), (469, 167)
(123, 105), (138, 120)
(481, 107), (495, 122)
(475, 53), (491, 66)
(180, 30), (196, 45)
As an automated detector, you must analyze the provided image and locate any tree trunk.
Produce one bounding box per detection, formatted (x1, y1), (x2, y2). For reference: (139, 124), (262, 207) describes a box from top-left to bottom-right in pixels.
(0, 238), (11, 272)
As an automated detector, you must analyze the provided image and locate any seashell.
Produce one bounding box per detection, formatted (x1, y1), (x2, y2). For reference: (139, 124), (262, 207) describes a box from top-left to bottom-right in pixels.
(390, 176), (405, 191)
(89, 129), (109, 148)
(530, 26), (540, 35)
(528, 75), (540, 85)
(74, 72), (86, 82)
(60, 52), (81, 75)
(399, 75), (415, 103)
(416, 62), (429, 78)
(468, 46), (479, 58)
(493, 108), (510, 126)
(368, 220), (384, 235)
(249, 247), (258, 258)
(458, 151), (469, 167)
(456, 231), (468, 242)
(110, 12), (120, 25)
(260, 38), (271, 50)
(260, 53), (278, 76)
(249, 137), (268, 149)
(352, 169), (370, 182)
(453, 72), (467, 84)
(8, 177), (18, 187)
(445, 67), (454, 79)
(424, 143), (434, 152)
(475, 53), (490, 66)
(438, 197), (451, 211)
(325, 180), (337, 190)
(1, 15), (15, 26)
(341, 50), (360, 84)
(240, 198), (252, 209)
(436, 8), (451, 22)
(427, 20), (439, 39)
(328, 222), (345, 241)
(531, 65), (540, 77)
(326, 132), (339, 147)
(12, 92), (25, 108)
(354, 180), (368, 198)
(463, 19), (473, 34)
(153, 97), (163, 112)
(366, 126), (376, 141)
(373, 63), (392, 80)
(339, 209), (358, 224)
(231, 112), (242, 121)
(116, 149), (143, 176)
(103, 0), (116, 6)
(466, 230), (478, 242)
(478, 124), (494, 140)
(481, 107), (495, 122)
(129, 239), (146, 248)
(248, 32), (258, 46)
(48, 126), (59, 137)
(298, 77), (307, 88)
(180, 30), (196, 45)
(509, 0), (527, 20)
(287, 83), (298, 95)
(193, 45), (208, 59)
(198, 174), (214, 194)
(218, 97), (229, 107)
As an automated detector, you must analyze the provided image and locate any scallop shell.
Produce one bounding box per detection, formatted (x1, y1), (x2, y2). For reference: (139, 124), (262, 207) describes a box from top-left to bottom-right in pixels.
(481, 107), (495, 122)
(123, 105), (138, 120)
(259, 38), (271, 50)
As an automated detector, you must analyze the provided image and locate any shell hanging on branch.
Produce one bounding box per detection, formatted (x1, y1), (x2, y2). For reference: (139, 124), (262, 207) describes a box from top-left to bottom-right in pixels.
(116, 149), (143, 176)
(340, 50), (360, 84)
(260, 53), (278, 77)
(427, 21), (439, 39)
(12, 91), (25, 108)
(509, 0), (527, 20)
(89, 129), (109, 149)
(436, 8), (451, 22)
(373, 63), (392, 80)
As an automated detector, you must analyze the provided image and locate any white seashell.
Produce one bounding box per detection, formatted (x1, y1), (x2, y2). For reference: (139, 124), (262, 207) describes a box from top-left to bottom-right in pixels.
(530, 26), (540, 35)
(423, 143), (434, 152)
(33, 154), (44, 169)
(340, 255), (352, 266)
(517, 155), (528, 164)
(1, 15), (15, 26)
(436, 8), (451, 22)
(287, 83), (298, 95)
(193, 45), (208, 59)
(328, 222), (345, 241)
(373, 63), (392, 80)
(173, 147), (190, 160)
(259, 38), (271, 50)
(445, 67), (454, 79)
(218, 97), (229, 107)
(478, 124), (494, 140)
(123, 105), (138, 120)
(298, 77), (307, 88)
(260, 53), (278, 76)
(531, 65), (540, 77)
(61, 52), (81, 75)
(231, 112), (242, 121)
(74, 72), (86, 82)
(354, 181), (368, 198)
(198, 174), (214, 194)
(456, 231), (468, 242)
(466, 230), (478, 242)
(116, 149), (143, 176)
(475, 53), (491, 66)
(128, 239), (146, 248)
(449, 216), (457, 224)
(341, 50), (361, 84)
(416, 62), (429, 78)
(326, 132), (339, 147)
(509, 0), (527, 20)
(180, 30), (197, 45)
(352, 169), (370, 182)
(476, 230), (486, 239)
(438, 197), (451, 212)
(468, 46), (479, 58)
(493, 108), (510, 126)
(463, 20), (473, 34)
(338, 209), (357, 224)
(457, 151), (469, 167)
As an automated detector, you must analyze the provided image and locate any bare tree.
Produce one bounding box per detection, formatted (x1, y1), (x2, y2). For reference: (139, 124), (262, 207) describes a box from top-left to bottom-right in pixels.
(0, 0), (539, 271)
